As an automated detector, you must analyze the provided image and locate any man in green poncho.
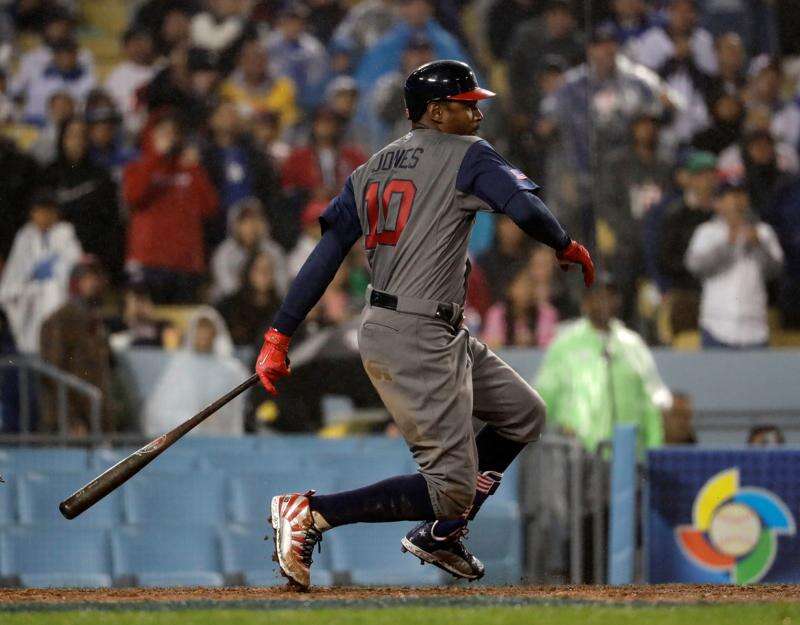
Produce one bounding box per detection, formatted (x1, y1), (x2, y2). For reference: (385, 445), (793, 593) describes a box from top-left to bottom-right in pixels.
(536, 273), (670, 453)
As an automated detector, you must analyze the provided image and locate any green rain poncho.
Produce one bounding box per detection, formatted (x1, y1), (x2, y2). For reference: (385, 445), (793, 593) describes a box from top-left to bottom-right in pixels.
(535, 318), (670, 453)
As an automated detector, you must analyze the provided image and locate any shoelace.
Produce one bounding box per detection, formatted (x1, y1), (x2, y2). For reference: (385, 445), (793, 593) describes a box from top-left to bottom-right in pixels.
(299, 526), (323, 566)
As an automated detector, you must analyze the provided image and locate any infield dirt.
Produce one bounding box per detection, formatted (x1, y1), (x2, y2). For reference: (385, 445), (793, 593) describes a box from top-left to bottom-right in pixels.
(1, 584), (799, 607)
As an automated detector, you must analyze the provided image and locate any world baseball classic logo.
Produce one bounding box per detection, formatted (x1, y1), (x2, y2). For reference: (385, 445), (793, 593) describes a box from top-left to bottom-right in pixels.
(675, 468), (796, 584)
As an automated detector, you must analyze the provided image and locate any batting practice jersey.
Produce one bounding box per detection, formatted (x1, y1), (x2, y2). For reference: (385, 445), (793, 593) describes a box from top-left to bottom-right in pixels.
(322, 128), (548, 306)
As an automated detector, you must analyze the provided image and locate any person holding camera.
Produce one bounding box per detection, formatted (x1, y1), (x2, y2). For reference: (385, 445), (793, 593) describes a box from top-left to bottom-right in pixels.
(122, 113), (219, 303)
(685, 179), (783, 348)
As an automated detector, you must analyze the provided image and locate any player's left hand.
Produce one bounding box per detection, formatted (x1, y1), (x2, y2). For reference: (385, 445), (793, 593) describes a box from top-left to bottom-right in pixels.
(556, 240), (595, 288)
(256, 328), (292, 395)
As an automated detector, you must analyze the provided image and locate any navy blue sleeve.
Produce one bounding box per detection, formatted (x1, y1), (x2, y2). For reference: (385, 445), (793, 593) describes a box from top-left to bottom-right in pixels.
(456, 140), (570, 250)
(272, 179), (361, 336)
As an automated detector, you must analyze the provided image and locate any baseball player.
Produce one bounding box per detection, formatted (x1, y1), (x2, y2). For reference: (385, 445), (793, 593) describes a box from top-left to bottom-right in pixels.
(257, 60), (595, 590)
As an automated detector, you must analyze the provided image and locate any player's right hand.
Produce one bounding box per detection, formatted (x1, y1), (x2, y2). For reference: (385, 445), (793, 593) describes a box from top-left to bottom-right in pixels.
(256, 328), (292, 395)
(556, 240), (595, 288)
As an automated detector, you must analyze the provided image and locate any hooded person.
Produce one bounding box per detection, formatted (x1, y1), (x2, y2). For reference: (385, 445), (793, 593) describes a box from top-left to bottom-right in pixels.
(0, 189), (83, 353)
(142, 305), (248, 436)
(209, 196), (289, 301)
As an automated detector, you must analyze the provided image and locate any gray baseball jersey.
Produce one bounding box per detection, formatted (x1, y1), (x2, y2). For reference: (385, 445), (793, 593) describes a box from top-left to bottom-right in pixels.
(349, 129), (490, 305)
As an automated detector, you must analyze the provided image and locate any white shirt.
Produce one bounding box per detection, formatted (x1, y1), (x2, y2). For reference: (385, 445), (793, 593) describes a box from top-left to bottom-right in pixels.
(685, 217), (783, 346)
(105, 60), (155, 134)
(0, 222), (83, 353)
(630, 26), (717, 75)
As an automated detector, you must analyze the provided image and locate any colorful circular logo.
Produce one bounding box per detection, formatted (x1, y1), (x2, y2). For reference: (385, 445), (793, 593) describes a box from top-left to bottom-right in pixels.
(675, 468), (796, 584)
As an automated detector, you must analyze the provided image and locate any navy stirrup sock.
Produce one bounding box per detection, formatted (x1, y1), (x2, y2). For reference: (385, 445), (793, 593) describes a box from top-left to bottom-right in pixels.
(432, 427), (528, 538)
(309, 473), (435, 528)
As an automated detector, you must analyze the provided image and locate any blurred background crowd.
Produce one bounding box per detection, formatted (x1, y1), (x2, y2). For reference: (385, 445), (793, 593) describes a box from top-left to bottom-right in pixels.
(0, 0), (798, 440)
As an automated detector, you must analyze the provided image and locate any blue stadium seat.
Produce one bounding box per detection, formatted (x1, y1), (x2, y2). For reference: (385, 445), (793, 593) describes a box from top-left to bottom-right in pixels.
(0, 448), (88, 472)
(252, 435), (361, 456)
(176, 437), (257, 453)
(205, 450), (311, 474)
(469, 499), (523, 584)
(90, 448), (201, 473)
(327, 522), (443, 586)
(112, 525), (224, 587)
(314, 452), (416, 492)
(0, 473), (16, 525)
(221, 525), (334, 587)
(228, 473), (335, 525)
(124, 473), (228, 525)
(1, 526), (112, 587)
(17, 471), (123, 527)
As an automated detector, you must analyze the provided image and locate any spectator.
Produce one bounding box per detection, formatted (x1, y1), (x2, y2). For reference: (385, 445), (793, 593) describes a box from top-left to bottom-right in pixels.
(476, 216), (533, 305)
(536, 273), (670, 453)
(288, 199), (326, 278)
(0, 137), (41, 259)
(598, 113), (673, 324)
(331, 0), (395, 64)
(745, 56), (800, 151)
(10, 7), (94, 105)
(251, 110), (291, 168)
(133, 0), (198, 56)
(686, 180), (783, 348)
(506, 0), (584, 114)
(705, 32), (746, 100)
(28, 90), (75, 165)
(281, 106), (366, 202)
(0, 190), (82, 353)
(657, 150), (717, 336)
(42, 115), (123, 282)
(220, 38), (298, 129)
(39, 256), (117, 435)
(598, 0), (652, 51)
(123, 114), (218, 303)
(690, 90), (743, 155)
(766, 177), (800, 328)
(143, 305), (248, 436)
(304, 0), (346, 45)
(540, 24), (666, 237)
(727, 130), (795, 218)
(631, 0), (717, 76)
(372, 33), (435, 146)
(104, 26), (156, 137)
(481, 264), (559, 349)
(20, 38), (96, 125)
(86, 104), (135, 181)
(663, 390), (697, 444)
(487, 0), (539, 61)
(265, 2), (329, 111)
(201, 100), (281, 246)
(354, 0), (472, 99)
(108, 281), (173, 350)
(747, 424), (785, 446)
(324, 75), (365, 147)
(141, 45), (219, 130)
(190, 0), (254, 72)
(217, 250), (282, 346)
(210, 197), (288, 301)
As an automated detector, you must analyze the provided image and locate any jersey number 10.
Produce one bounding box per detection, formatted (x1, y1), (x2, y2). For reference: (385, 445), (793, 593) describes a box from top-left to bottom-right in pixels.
(364, 179), (417, 249)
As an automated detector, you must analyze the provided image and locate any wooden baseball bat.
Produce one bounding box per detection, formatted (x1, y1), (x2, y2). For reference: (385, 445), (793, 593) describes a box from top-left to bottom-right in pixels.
(59, 373), (259, 520)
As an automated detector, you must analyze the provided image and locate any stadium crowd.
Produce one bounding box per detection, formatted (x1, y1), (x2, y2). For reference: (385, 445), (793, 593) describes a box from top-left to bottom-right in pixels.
(0, 0), (799, 436)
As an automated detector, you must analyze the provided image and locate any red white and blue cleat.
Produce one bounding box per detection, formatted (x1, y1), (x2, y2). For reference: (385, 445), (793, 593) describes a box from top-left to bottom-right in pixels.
(269, 491), (323, 590)
(401, 520), (485, 580)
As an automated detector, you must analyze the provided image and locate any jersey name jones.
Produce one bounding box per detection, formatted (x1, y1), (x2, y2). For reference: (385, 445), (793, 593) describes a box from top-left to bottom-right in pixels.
(370, 148), (424, 173)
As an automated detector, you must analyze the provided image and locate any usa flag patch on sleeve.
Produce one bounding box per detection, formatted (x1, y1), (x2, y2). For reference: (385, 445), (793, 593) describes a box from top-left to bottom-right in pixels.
(510, 168), (527, 180)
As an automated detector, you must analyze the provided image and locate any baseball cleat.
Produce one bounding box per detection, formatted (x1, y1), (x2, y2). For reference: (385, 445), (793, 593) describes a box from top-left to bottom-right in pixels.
(401, 520), (485, 580)
(269, 491), (323, 590)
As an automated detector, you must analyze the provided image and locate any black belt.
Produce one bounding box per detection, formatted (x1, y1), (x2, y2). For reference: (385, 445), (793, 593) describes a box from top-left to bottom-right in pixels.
(369, 289), (463, 329)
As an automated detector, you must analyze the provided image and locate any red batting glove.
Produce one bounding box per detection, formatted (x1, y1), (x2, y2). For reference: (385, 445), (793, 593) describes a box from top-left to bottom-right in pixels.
(556, 240), (596, 288)
(256, 328), (292, 395)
